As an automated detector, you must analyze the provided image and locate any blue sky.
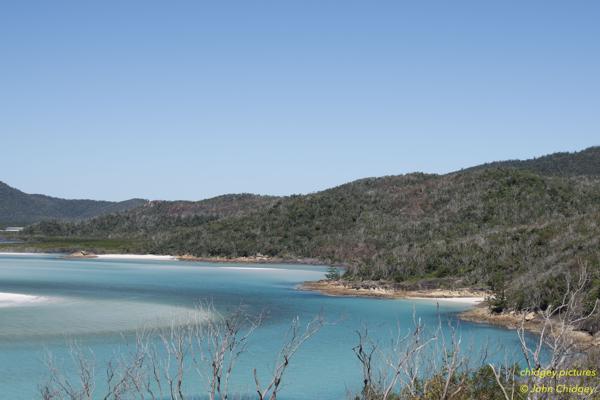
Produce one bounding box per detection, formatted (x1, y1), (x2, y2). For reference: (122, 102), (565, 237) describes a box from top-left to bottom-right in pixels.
(1, 1), (599, 201)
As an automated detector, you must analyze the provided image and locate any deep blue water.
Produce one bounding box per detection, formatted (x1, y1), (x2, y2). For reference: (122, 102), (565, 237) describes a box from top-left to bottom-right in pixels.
(0, 254), (535, 399)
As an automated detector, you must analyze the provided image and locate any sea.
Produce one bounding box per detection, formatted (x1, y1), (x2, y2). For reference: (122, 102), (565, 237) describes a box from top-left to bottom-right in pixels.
(0, 254), (538, 399)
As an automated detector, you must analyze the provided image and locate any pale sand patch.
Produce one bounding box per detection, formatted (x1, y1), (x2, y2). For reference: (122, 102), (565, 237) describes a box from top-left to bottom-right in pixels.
(96, 254), (176, 261)
(409, 296), (485, 305)
(0, 292), (48, 307)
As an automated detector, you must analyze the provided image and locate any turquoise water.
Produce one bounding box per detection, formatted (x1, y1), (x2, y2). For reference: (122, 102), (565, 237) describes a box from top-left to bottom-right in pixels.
(0, 254), (534, 399)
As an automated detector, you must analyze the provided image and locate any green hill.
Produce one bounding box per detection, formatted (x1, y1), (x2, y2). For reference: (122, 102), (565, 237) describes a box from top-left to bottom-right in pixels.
(0, 181), (146, 226)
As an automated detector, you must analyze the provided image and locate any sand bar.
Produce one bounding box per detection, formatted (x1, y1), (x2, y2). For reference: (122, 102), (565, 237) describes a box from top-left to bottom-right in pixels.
(0, 292), (48, 307)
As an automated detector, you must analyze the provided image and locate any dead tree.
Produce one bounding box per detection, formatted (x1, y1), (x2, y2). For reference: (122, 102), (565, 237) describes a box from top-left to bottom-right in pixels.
(353, 327), (378, 399)
(190, 305), (261, 400)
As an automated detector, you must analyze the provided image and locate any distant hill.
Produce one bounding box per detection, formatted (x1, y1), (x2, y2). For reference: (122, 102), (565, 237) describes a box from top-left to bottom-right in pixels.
(464, 146), (600, 177)
(0, 181), (147, 226)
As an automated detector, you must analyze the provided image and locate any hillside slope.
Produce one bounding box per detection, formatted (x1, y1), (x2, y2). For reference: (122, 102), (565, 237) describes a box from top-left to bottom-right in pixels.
(0, 181), (146, 226)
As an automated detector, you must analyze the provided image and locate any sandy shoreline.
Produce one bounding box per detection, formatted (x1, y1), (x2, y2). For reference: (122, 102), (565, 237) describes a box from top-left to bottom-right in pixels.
(0, 251), (179, 261)
(409, 296), (484, 305)
(97, 254), (177, 261)
(0, 292), (48, 307)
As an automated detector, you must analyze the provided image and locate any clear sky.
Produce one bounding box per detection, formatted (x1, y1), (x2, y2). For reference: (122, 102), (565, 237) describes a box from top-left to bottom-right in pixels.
(1, 1), (599, 201)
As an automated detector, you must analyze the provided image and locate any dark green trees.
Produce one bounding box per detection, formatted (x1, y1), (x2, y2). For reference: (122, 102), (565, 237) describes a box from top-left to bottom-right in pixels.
(325, 265), (341, 281)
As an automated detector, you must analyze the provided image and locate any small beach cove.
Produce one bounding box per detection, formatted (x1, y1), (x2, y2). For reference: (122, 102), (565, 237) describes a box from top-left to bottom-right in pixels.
(301, 279), (600, 350)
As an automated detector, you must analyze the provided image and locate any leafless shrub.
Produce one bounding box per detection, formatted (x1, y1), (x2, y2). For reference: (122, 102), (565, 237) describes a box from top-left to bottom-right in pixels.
(253, 313), (324, 400)
(39, 306), (322, 400)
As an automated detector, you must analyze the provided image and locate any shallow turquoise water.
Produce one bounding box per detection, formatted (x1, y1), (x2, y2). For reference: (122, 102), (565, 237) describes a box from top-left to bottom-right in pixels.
(0, 254), (535, 399)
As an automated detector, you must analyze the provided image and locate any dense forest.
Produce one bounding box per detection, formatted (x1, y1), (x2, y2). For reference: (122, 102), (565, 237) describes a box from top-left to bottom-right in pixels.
(18, 147), (600, 330)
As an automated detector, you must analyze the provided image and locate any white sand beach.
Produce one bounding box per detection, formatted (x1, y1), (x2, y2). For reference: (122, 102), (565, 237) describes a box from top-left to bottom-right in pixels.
(96, 254), (177, 261)
(0, 292), (48, 307)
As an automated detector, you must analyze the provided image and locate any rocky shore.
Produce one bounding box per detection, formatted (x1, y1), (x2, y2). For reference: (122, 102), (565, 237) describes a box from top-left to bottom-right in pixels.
(299, 279), (488, 301)
(460, 305), (600, 349)
(64, 251), (98, 259)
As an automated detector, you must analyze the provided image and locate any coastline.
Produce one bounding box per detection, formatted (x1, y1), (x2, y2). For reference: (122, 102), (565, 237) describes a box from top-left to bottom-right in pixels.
(2, 249), (328, 266)
(60, 251), (326, 265)
(300, 280), (599, 349)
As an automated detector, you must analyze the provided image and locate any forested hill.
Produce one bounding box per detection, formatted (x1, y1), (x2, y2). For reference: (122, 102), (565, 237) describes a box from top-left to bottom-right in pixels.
(0, 181), (146, 226)
(21, 147), (600, 320)
(31, 194), (281, 236)
(464, 146), (600, 177)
